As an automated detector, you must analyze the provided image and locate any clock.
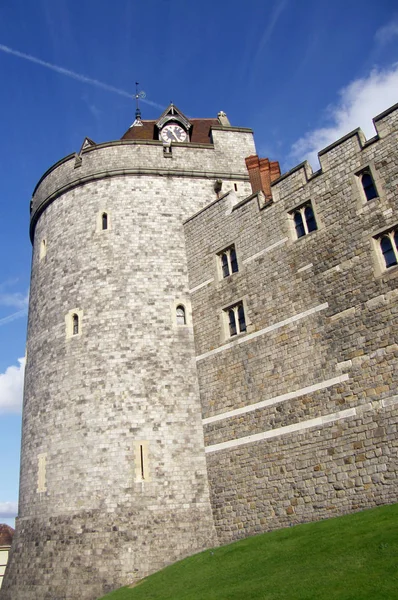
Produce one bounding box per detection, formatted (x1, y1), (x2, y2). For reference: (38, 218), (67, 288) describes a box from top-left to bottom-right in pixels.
(160, 123), (187, 143)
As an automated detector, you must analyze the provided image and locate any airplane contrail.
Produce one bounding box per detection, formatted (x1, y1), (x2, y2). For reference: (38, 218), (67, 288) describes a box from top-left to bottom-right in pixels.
(0, 309), (28, 326)
(0, 43), (164, 110)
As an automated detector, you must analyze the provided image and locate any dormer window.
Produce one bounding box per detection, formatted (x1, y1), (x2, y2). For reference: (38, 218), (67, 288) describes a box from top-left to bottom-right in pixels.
(156, 103), (191, 143)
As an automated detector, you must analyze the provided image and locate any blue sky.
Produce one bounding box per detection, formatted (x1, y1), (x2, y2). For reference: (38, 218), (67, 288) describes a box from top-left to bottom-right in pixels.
(0, 0), (398, 527)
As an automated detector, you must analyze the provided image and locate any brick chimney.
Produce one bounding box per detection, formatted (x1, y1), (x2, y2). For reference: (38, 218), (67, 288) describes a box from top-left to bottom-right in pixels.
(245, 155), (281, 197)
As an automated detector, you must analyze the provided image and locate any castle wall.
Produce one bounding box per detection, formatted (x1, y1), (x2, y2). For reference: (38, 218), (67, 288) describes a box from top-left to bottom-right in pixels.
(184, 104), (398, 543)
(3, 103), (398, 598)
(2, 131), (254, 600)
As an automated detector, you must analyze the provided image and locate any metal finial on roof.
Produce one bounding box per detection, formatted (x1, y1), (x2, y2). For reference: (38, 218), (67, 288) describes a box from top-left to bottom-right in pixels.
(134, 82), (146, 120)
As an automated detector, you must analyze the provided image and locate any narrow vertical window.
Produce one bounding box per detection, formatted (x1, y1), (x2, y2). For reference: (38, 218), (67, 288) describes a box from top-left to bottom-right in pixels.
(234, 183), (238, 191)
(40, 239), (47, 260)
(176, 305), (186, 325)
(140, 444), (145, 480)
(219, 245), (239, 278)
(66, 309), (83, 339)
(228, 308), (237, 336)
(72, 313), (79, 335)
(304, 205), (317, 233)
(134, 441), (150, 482)
(294, 212), (305, 238)
(380, 235), (397, 268)
(221, 253), (229, 278)
(230, 247), (238, 273)
(238, 304), (247, 333)
(102, 212), (108, 230)
(361, 172), (378, 201)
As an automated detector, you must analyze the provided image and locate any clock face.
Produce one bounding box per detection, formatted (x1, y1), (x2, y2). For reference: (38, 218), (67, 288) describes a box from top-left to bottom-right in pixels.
(160, 123), (187, 143)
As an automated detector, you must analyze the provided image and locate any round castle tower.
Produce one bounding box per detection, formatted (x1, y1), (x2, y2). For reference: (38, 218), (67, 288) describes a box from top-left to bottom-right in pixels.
(1, 104), (255, 600)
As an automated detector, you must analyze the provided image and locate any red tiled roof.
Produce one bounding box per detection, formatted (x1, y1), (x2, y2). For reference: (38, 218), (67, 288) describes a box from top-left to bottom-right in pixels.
(121, 121), (157, 141)
(0, 524), (14, 546)
(121, 118), (219, 144)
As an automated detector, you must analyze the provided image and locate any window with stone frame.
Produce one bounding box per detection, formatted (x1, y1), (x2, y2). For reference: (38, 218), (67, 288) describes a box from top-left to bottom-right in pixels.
(219, 245), (239, 278)
(359, 169), (378, 201)
(291, 202), (318, 239)
(376, 227), (398, 269)
(65, 308), (83, 339)
(72, 313), (80, 335)
(176, 304), (186, 325)
(225, 302), (247, 337)
(40, 238), (47, 260)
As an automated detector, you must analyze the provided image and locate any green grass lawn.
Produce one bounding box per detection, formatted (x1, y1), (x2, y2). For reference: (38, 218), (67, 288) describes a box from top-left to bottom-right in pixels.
(100, 504), (398, 600)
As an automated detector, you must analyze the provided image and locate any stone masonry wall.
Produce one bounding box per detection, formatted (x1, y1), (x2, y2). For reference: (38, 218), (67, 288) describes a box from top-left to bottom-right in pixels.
(184, 104), (398, 543)
(2, 129), (254, 600)
(3, 104), (398, 598)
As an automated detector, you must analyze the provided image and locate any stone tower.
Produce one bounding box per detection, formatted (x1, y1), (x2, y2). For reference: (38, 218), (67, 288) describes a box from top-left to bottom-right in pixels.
(1, 105), (255, 600)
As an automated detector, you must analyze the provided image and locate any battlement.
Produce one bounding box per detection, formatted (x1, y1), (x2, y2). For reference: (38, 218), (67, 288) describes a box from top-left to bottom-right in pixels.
(30, 126), (255, 241)
(5, 99), (398, 600)
(271, 102), (398, 201)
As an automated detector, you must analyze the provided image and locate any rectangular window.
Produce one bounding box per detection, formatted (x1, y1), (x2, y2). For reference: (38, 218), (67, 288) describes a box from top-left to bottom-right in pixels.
(224, 302), (247, 337)
(219, 245), (239, 278)
(290, 202), (318, 239)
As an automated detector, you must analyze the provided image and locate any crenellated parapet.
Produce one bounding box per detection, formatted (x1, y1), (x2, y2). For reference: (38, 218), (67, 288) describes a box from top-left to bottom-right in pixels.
(30, 126), (256, 242)
(184, 101), (398, 548)
(5, 99), (398, 600)
(270, 102), (398, 202)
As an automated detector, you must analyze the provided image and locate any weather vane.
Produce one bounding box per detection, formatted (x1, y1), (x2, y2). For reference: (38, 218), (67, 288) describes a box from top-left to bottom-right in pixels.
(134, 82), (146, 120)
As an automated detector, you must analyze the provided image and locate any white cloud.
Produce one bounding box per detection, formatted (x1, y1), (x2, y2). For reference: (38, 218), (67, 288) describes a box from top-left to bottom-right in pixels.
(0, 501), (18, 519)
(290, 63), (398, 169)
(375, 20), (398, 45)
(0, 357), (25, 415)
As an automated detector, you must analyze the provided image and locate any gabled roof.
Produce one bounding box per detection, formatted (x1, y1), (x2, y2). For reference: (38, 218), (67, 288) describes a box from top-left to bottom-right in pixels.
(121, 118), (219, 144)
(79, 137), (96, 154)
(0, 523), (14, 546)
(156, 103), (191, 130)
